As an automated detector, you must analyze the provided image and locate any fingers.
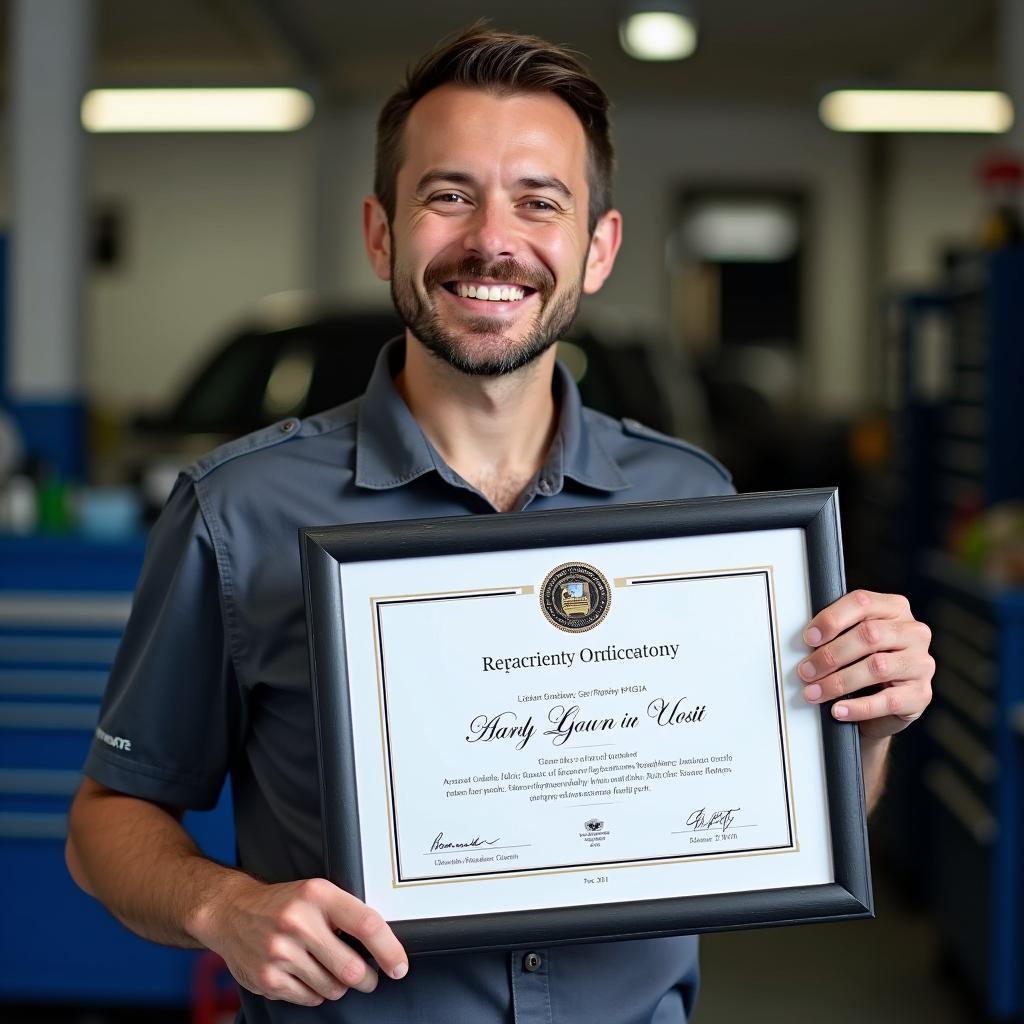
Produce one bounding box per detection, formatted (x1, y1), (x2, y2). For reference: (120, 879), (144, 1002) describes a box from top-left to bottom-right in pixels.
(320, 880), (409, 982)
(259, 940), (351, 1003)
(271, 928), (380, 999)
(217, 876), (402, 1008)
(823, 680), (932, 724)
(798, 620), (932, 698)
(797, 590), (934, 737)
(799, 618), (914, 685)
(278, 880), (391, 995)
(803, 590), (911, 647)
(253, 964), (328, 1007)
(308, 933), (379, 996)
(799, 635), (933, 706)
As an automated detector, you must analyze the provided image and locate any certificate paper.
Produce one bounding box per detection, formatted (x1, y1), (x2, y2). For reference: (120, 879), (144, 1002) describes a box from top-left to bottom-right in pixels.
(302, 491), (873, 952)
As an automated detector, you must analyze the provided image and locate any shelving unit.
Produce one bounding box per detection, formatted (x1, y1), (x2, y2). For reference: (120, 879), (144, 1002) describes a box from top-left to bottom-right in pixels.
(881, 245), (1024, 1021)
(921, 552), (1024, 1021)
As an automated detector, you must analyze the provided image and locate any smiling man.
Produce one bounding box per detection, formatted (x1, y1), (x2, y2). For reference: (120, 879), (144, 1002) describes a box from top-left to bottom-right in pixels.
(66, 24), (934, 1024)
(374, 86), (611, 382)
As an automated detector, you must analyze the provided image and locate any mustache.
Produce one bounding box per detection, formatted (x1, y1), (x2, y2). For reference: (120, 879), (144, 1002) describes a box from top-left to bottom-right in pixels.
(423, 256), (554, 298)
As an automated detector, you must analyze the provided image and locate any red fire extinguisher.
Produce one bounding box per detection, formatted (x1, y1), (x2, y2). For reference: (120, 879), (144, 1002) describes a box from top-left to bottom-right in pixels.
(192, 950), (241, 1024)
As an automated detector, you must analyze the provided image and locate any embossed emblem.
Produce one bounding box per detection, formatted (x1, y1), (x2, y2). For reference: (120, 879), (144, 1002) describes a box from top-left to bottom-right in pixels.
(540, 562), (611, 632)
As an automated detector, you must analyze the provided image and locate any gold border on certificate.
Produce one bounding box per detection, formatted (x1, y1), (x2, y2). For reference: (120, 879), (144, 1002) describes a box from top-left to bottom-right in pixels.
(369, 566), (798, 890)
(370, 586), (534, 888)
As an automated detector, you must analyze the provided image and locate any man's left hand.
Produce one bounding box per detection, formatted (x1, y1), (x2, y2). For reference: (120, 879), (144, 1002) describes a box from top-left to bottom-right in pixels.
(798, 589), (934, 742)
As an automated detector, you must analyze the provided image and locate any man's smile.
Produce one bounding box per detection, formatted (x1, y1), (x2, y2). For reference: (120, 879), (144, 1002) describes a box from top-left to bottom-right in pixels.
(437, 276), (541, 313)
(446, 280), (530, 302)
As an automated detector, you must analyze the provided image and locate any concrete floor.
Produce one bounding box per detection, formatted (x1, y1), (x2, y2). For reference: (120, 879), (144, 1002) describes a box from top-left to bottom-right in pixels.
(696, 869), (980, 1024)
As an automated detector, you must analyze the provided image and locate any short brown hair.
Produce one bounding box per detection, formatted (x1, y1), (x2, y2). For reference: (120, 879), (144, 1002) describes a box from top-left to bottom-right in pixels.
(375, 23), (615, 233)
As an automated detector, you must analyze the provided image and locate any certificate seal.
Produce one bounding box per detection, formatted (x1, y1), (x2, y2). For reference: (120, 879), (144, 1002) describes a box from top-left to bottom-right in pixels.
(579, 817), (610, 848)
(540, 562), (611, 633)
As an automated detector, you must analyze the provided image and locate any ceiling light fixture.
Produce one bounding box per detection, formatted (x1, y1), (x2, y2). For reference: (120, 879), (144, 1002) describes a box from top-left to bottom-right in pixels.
(81, 88), (315, 133)
(819, 89), (1013, 133)
(619, 2), (698, 62)
(682, 202), (799, 262)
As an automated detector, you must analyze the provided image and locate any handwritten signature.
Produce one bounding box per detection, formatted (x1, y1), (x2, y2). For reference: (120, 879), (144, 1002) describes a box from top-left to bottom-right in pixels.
(686, 807), (741, 832)
(430, 832), (501, 853)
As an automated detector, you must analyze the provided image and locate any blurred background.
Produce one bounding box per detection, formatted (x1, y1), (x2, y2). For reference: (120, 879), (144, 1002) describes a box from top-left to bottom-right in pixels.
(1, 0), (1023, 1021)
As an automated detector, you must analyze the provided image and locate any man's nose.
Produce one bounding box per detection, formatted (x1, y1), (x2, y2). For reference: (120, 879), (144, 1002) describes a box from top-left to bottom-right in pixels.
(462, 200), (518, 261)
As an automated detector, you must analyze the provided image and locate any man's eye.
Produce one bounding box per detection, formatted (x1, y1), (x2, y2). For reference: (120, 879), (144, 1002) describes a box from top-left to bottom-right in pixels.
(432, 192), (468, 204)
(521, 199), (557, 211)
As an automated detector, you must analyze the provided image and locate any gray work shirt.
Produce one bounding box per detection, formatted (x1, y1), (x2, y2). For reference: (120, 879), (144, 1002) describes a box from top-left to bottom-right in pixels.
(84, 339), (734, 1024)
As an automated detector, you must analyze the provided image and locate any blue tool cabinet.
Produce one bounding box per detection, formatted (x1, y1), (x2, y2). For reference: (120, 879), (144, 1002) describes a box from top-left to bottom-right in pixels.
(921, 552), (1024, 1021)
(885, 246), (1024, 1021)
(0, 534), (235, 1007)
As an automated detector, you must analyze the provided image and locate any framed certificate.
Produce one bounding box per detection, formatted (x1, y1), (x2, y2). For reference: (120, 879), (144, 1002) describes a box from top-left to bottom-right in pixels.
(300, 488), (873, 954)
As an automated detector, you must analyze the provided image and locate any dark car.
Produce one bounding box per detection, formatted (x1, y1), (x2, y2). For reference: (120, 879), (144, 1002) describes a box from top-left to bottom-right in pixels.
(115, 308), (677, 513)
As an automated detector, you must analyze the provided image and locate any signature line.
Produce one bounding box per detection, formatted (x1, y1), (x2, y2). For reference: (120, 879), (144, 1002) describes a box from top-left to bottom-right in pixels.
(423, 843), (532, 855)
(671, 825), (758, 834)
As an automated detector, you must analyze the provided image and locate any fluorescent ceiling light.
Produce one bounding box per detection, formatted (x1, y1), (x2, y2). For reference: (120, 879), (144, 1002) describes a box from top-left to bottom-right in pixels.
(682, 203), (799, 262)
(619, 9), (698, 61)
(819, 89), (1013, 133)
(81, 88), (315, 133)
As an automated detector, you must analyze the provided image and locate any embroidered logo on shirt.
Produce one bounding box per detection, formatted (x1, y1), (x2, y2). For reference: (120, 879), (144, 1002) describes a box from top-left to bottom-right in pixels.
(95, 726), (132, 752)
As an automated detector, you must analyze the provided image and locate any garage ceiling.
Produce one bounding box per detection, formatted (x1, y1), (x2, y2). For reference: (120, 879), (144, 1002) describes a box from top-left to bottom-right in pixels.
(1, 0), (1001, 104)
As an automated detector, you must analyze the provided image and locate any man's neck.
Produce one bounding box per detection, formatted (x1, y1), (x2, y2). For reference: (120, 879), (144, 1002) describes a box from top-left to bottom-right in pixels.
(395, 334), (560, 512)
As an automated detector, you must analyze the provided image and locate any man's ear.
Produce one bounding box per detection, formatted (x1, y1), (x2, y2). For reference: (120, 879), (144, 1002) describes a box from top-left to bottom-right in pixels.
(363, 195), (392, 281)
(582, 209), (623, 295)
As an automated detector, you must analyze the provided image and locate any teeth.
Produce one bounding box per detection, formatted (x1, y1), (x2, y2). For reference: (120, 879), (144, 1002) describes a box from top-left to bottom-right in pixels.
(454, 283), (526, 301)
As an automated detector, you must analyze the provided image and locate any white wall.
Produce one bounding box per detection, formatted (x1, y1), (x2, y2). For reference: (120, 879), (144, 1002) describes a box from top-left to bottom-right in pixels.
(884, 133), (995, 287)
(1, 104), (993, 415)
(311, 104), (386, 309)
(85, 130), (314, 409)
(598, 100), (871, 414)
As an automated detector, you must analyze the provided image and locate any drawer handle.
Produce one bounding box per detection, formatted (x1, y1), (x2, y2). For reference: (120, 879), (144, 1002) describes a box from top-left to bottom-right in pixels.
(934, 671), (995, 729)
(926, 710), (996, 784)
(0, 768), (81, 796)
(0, 812), (67, 839)
(923, 761), (997, 845)
(0, 592), (131, 628)
(0, 703), (99, 730)
(0, 669), (108, 698)
(0, 635), (120, 665)
(1012, 704), (1024, 739)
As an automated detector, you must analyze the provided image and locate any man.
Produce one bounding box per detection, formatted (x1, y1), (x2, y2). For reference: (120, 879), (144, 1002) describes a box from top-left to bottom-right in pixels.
(67, 24), (934, 1023)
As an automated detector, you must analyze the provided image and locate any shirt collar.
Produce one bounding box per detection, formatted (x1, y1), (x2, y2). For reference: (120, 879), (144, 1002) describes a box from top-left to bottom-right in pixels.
(355, 337), (630, 495)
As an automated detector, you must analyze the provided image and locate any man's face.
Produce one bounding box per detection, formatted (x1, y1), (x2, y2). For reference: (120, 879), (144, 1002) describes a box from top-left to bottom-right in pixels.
(376, 85), (603, 376)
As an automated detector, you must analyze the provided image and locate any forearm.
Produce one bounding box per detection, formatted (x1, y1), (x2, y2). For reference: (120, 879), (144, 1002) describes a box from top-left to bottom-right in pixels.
(860, 733), (891, 813)
(66, 779), (251, 949)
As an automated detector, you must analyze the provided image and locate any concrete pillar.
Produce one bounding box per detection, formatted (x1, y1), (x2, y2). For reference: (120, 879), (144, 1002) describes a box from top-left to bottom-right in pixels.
(1002, 0), (1024, 150)
(310, 105), (344, 303)
(6, 0), (93, 477)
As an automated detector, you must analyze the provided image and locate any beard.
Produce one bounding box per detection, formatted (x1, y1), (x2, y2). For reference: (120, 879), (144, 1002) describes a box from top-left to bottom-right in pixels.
(390, 253), (583, 377)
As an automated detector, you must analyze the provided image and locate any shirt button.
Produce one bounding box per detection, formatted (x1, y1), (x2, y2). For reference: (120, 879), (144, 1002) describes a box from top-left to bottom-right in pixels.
(523, 952), (542, 972)
(280, 420), (295, 434)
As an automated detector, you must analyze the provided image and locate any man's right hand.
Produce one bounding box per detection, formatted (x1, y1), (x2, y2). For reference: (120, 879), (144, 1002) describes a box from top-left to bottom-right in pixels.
(66, 780), (409, 1009)
(193, 874), (409, 1006)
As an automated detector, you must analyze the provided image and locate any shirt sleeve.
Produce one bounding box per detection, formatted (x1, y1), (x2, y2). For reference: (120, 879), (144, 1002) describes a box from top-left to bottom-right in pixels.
(83, 474), (245, 810)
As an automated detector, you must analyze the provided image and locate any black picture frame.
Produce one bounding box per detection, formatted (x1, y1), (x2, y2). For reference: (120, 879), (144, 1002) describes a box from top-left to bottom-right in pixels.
(300, 487), (873, 956)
